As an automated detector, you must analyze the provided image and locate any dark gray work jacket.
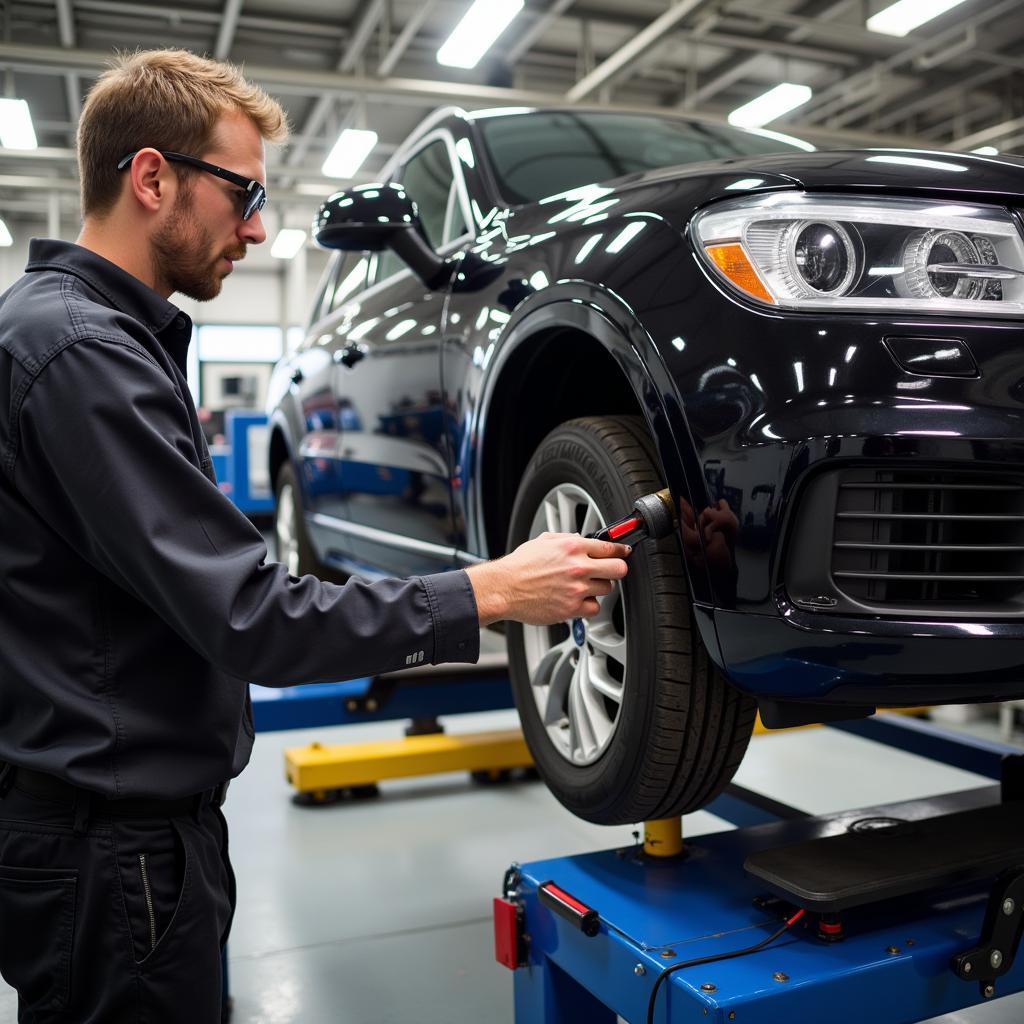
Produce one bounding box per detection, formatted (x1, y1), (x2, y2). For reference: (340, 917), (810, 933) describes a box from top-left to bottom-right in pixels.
(0, 239), (480, 799)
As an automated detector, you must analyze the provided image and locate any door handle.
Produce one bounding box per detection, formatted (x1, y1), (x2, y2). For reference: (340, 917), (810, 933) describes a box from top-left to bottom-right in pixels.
(335, 344), (365, 369)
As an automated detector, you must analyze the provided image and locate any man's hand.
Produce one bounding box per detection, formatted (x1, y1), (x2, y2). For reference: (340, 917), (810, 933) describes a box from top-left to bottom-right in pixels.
(466, 533), (631, 627)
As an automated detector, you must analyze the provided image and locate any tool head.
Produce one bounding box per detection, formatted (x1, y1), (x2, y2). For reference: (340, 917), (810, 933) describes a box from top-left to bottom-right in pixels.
(633, 488), (676, 541)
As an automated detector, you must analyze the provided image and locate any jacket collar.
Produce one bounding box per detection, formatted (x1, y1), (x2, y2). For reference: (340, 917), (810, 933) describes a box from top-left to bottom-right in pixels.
(25, 238), (188, 337)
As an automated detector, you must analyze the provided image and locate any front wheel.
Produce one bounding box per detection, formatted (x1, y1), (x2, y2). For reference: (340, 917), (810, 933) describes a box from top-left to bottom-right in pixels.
(506, 416), (756, 825)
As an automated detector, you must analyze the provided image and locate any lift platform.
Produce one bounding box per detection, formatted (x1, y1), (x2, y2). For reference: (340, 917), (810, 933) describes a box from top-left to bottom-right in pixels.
(261, 656), (535, 800)
(496, 713), (1024, 1024)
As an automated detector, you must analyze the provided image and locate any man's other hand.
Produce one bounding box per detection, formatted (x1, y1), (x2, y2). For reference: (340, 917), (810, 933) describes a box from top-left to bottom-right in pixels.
(466, 533), (631, 627)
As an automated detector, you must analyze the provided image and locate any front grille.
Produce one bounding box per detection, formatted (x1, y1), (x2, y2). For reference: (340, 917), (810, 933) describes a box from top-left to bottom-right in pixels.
(831, 468), (1024, 612)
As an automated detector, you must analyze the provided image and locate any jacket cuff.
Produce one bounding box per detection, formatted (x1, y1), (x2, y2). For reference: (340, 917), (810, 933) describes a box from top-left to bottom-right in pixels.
(420, 570), (481, 666)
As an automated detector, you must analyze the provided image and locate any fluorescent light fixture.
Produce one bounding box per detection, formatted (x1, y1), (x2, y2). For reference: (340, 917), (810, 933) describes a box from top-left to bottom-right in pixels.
(728, 84), (812, 129)
(0, 99), (37, 149)
(0, 218), (12, 246)
(437, 0), (525, 69)
(867, 0), (969, 37)
(270, 228), (306, 259)
(322, 129), (378, 179)
(971, 146), (999, 156)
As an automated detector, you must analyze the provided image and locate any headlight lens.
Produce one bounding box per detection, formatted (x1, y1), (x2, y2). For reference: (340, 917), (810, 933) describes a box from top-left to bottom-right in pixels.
(692, 193), (1024, 316)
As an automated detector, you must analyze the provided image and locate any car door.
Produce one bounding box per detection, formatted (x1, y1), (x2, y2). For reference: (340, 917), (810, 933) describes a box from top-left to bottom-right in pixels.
(325, 133), (474, 578)
(291, 251), (371, 570)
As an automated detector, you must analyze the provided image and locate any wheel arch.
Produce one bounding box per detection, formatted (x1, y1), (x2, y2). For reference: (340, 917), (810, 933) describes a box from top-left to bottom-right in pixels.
(267, 412), (292, 496)
(473, 291), (714, 608)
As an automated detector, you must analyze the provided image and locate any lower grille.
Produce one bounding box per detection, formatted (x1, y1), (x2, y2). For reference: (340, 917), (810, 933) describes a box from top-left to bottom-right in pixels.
(831, 468), (1024, 612)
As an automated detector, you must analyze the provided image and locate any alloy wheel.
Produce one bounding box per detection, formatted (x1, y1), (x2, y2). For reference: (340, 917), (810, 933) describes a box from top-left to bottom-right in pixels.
(523, 483), (628, 766)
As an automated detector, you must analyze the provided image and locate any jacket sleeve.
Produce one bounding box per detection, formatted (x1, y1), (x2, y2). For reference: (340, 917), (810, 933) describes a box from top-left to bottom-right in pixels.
(13, 336), (481, 685)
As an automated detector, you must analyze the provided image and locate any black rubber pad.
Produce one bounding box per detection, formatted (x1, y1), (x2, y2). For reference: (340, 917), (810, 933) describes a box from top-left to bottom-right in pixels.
(745, 803), (1024, 912)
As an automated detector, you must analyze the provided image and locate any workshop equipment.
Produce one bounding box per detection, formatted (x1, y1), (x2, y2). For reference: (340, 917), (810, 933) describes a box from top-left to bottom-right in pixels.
(496, 713), (1024, 1023)
(587, 487), (676, 546)
(277, 657), (534, 801)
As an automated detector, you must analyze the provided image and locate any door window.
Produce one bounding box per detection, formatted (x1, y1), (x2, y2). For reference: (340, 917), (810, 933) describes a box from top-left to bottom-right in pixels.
(376, 138), (466, 282)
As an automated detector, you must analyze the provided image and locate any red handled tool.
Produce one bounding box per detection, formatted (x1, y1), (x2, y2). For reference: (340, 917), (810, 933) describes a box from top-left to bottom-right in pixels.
(587, 487), (677, 547)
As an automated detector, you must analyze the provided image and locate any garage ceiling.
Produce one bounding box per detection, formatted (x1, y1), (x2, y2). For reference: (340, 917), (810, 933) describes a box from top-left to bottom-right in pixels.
(1, 0), (1023, 231)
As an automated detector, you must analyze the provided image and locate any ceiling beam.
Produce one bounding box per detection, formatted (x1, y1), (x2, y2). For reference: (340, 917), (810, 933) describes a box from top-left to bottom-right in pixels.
(871, 64), (1012, 132)
(213, 0), (244, 59)
(951, 116), (1024, 151)
(796, 0), (1020, 122)
(378, 0), (436, 77)
(54, 0), (82, 125)
(505, 0), (576, 65)
(286, 0), (389, 175)
(678, 0), (859, 110)
(566, 0), (714, 102)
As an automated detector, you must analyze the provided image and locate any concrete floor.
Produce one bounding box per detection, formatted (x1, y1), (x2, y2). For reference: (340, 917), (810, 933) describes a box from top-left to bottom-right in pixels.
(1, 710), (1023, 1022)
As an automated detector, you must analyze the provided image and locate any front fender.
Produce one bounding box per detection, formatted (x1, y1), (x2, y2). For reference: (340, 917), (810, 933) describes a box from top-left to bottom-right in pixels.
(473, 285), (716, 613)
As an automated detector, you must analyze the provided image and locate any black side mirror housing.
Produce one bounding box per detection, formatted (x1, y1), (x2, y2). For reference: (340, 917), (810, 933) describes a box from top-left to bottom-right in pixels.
(314, 182), (451, 289)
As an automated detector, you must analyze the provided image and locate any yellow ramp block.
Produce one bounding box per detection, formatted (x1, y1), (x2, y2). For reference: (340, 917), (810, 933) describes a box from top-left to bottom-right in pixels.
(285, 728), (533, 792)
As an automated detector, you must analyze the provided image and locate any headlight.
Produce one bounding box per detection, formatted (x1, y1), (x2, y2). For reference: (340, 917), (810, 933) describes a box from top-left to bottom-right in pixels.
(692, 193), (1024, 316)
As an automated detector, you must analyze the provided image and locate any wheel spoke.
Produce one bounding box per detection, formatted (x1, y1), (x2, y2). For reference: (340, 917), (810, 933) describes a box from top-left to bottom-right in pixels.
(588, 622), (626, 666)
(543, 495), (560, 535)
(580, 501), (601, 537)
(585, 657), (624, 706)
(587, 588), (620, 629)
(557, 489), (580, 533)
(568, 651), (602, 761)
(532, 641), (576, 726)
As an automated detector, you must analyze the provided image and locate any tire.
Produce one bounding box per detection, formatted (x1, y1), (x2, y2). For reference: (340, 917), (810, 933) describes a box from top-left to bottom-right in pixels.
(506, 416), (757, 825)
(273, 463), (346, 583)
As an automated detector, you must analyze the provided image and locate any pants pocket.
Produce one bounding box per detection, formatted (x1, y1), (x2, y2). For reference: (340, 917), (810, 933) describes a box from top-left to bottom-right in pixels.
(0, 864), (77, 1012)
(115, 819), (189, 966)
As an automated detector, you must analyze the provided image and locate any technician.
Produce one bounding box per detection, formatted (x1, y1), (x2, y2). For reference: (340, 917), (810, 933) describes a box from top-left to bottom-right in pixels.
(0, 49), (630, 1021)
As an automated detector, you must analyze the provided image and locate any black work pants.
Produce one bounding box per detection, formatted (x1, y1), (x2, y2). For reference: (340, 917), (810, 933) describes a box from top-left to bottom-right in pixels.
(0, 782), (235, 1023)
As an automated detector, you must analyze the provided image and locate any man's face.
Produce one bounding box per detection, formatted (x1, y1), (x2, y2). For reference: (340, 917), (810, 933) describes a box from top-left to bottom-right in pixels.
(151, 111), (267, 302)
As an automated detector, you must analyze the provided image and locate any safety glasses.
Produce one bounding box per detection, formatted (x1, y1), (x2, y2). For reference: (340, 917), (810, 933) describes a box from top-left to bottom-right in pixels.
(116, 150), (267, 220)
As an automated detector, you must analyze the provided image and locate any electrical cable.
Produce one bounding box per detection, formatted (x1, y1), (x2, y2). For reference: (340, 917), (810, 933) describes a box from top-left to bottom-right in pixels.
(645, 908), (806, 1024)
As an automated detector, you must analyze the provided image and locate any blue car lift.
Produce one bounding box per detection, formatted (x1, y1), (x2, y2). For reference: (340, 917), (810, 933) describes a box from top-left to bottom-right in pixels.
(496, 713), (1024, 1024)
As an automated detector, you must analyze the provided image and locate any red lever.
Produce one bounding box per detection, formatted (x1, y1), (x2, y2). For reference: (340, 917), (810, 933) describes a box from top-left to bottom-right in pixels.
(607, 516), (642, 540)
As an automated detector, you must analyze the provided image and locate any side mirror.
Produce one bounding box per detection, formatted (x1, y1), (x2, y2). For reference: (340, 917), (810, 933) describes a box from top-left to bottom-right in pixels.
(315, 182), (451, 289)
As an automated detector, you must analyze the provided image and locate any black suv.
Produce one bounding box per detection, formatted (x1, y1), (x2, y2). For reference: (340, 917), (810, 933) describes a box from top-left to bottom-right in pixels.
(267, 107), (1024, 825)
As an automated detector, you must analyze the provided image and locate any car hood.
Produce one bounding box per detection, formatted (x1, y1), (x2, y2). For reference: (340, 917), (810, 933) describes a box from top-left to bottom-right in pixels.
(725, 148), (1024, 204)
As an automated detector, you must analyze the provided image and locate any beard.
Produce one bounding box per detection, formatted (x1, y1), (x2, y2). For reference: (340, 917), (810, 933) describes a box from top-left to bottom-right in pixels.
(151, 189), (244, 302)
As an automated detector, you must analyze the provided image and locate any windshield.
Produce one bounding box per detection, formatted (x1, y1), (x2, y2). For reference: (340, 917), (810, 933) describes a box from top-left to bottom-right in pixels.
(477, 110), (810, 205)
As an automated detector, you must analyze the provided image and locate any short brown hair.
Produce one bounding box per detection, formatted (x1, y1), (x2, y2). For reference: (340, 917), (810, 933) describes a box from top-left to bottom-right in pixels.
(77, 49), (289, 217)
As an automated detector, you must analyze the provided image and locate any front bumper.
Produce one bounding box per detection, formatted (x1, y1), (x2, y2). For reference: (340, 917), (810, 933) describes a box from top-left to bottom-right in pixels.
(716, 604), (1024, 705)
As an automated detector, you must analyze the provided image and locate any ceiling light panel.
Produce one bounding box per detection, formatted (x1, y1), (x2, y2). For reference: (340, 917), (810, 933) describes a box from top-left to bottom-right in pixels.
(437, 0), (525, 69)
